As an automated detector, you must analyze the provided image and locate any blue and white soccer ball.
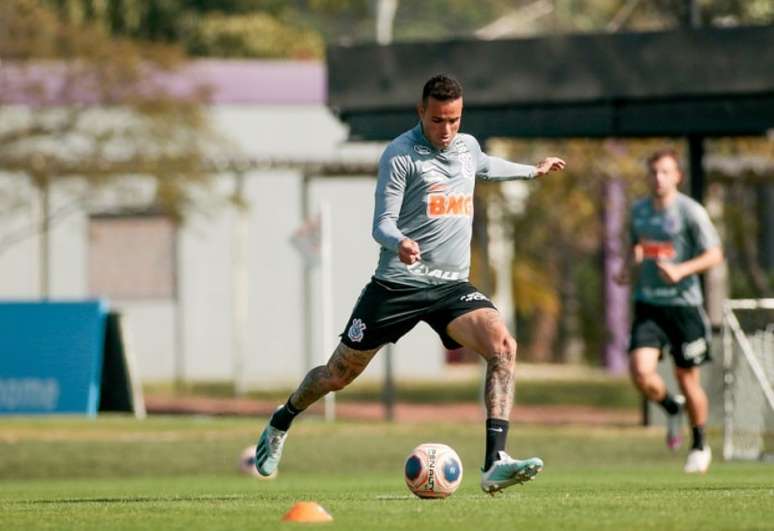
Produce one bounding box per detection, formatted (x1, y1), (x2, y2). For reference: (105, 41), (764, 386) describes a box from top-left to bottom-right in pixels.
(404, 443), (463, 498)
(239, 445), (279, 479)
(239, 445), (261, 477)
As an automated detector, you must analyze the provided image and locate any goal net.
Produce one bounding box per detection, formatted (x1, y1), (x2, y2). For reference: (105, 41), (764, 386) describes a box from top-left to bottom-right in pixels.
(722, 299), (774, 461)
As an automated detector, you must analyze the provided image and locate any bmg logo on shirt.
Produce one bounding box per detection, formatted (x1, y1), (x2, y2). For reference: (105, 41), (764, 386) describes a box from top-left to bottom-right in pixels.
(427, 193), (473, 218)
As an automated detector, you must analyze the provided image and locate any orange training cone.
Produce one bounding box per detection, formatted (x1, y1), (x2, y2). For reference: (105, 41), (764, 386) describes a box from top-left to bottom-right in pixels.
(282, 501), (334, 523)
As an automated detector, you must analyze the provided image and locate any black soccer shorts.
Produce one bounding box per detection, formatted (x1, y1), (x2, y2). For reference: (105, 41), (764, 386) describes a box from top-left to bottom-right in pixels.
(628, 301), (712, 368)
(339, 277), (497, 350)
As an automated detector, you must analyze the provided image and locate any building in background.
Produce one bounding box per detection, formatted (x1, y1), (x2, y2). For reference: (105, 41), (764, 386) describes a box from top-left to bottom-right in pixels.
(0, 60), (453, 388)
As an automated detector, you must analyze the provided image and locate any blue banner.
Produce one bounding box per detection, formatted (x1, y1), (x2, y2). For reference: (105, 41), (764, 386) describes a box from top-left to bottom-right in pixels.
(0, 301), (108, 415)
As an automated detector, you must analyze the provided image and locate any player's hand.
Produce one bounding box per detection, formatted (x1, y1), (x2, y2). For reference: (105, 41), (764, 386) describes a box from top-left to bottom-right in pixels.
(398, 238), (421, 265)
(535, 157), (566, 176)
(656, 261), (685, 284)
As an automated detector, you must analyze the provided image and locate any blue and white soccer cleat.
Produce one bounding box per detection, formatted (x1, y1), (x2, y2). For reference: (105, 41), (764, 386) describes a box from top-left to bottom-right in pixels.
(254, 424), (287, 478)
(480, 451), (544, 495)
(666, 394), (686, 451)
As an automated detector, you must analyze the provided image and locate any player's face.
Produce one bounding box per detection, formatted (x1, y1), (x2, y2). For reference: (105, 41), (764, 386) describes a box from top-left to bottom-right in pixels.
(417, 96), (463, 150)
(647, 155), (682, 198)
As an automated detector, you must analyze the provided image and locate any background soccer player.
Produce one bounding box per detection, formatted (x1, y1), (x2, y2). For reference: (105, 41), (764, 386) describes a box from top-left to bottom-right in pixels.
(254, 73), (565, 494)
(617, 148), (724, 474)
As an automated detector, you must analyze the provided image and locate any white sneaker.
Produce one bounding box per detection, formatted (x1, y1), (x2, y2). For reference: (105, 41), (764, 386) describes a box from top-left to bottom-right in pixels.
(480, 451), (543, 495)
(684, 446), (712, 474)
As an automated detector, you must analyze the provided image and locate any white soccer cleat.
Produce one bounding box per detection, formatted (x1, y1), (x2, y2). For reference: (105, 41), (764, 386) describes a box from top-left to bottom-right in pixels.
(480, 451), (543, 495)
(254, 424), (287, 477)
(684, 446), (712, 474)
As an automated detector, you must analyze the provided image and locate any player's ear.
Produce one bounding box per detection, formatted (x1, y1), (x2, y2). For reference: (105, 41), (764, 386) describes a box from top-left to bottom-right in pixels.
(675, 168), (684, 185)
(416, 101), (424, 119)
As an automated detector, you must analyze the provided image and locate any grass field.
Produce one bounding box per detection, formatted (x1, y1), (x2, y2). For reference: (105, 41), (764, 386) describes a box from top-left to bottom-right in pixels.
(145, 371), (642, 409)
(1, 415), (772, 530)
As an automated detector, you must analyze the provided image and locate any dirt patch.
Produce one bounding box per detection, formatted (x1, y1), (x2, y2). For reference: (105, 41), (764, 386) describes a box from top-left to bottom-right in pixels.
(144, 395), (639, 426)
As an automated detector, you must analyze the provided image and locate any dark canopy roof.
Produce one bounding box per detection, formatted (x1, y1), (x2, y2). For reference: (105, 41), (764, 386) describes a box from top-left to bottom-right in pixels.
(327, 25), (774, 140)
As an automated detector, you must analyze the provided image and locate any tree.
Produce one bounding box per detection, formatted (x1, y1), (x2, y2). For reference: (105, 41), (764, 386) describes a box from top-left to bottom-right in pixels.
(0, 0), (223, 295)
(487, 138), (668, 364)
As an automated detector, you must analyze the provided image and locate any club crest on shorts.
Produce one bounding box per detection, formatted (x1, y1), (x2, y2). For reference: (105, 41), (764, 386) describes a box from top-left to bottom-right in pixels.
(682, 337), (708, 360)
(347, 318), (367, 343)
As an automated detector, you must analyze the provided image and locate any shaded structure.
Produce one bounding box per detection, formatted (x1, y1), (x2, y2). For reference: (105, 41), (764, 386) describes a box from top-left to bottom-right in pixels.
(328, 25), (773, 142)
(328, 24), (773, 200)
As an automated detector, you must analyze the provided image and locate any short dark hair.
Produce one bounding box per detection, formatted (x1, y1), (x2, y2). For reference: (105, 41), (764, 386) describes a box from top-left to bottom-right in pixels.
(422, 74), (463, 103)
(647, 148), (683, 173)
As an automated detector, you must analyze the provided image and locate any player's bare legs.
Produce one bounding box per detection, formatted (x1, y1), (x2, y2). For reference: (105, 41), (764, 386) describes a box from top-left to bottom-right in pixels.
(630, 348), (686, 451)
(675, 366), (711, 472)
(446, 308), (542, 493)
(447, 308), (515, 420)
(629, 348), (666, 401)
(255, 342), (380, 477)
(675, 367), (707, 427)
(290, 343), (381, 409)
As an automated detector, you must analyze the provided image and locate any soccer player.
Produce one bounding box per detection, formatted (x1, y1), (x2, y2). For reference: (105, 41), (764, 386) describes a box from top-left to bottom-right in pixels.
(254, 74), (565, 494)
(616, 148), (723, 474)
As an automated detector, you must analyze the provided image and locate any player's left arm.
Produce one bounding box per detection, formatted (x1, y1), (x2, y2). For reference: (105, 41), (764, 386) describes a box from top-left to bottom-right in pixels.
(657, 247), (723, 284)
(656, 204), (724, 284)
(474, 139), (565, 181)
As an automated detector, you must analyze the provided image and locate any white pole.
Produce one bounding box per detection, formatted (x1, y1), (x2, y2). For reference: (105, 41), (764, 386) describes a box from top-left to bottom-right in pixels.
(320, 201), (336, 422)
(376, 0), (398, 45)
(232, 175), (250, 396)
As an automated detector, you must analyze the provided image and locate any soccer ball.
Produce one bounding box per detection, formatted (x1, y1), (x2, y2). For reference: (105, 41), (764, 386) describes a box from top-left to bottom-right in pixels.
(238, 445), (277, 478)
(238, 445), (260, 477)
(404, 443), (463, 499)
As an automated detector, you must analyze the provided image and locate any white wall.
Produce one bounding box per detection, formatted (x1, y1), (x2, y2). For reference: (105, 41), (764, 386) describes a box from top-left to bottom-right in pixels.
(0, 175), (87, 298)
(209, 105), (348, 159)
(117, 302), (178, 381)
(241, 170), (306, 385)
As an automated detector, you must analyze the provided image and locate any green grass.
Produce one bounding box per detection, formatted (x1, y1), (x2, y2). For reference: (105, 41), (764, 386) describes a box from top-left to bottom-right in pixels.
(1, 416), (772, 530)
(145, 377), (641, 409)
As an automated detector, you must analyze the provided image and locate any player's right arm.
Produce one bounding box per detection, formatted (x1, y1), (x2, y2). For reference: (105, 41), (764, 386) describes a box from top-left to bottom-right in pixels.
(372, 147), (421, 265)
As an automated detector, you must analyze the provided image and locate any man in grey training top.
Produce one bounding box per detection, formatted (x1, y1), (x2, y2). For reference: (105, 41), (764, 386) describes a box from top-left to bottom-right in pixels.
(254, 73), (566, 494)
(617, 148), (723, 474)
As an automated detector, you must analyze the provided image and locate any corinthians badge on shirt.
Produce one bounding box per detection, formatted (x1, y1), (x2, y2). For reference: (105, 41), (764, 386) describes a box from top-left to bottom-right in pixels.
(459, 152), (474, 180)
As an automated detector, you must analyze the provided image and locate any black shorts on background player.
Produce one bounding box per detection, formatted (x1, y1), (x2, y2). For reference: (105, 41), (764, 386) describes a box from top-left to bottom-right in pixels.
(340, 277), (496, 351)
(628, 301), (712, 368)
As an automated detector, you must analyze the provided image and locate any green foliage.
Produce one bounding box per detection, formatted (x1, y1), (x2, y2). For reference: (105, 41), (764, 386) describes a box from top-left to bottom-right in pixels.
(0, 0), (224, 239)
(187, 12), (323, 58)
(489, 138), (680, 363)
(36, 0), (774, 60)
(490, 137), (773, 363)
(701, 0), (774, 25)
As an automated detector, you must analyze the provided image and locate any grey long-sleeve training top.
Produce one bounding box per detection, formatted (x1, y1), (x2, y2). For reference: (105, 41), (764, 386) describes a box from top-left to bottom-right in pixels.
(372, 123), (536, 286)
